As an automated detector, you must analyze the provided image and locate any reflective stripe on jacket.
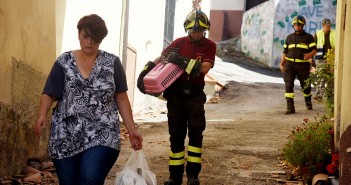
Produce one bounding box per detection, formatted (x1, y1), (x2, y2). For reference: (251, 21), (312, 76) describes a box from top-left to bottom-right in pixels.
(316, 29), (335, 59)
(283, 31), (317, 63)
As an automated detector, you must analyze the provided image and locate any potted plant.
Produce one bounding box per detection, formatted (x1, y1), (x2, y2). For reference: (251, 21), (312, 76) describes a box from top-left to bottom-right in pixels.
(281, 115), (333, 184)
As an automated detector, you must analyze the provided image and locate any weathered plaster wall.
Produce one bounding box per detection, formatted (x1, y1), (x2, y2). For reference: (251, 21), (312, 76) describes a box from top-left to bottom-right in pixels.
(0, 58), (51, 177)
(335, 0), (351, 146)
(0, 0), (56, 103)
(0, 0), (64, 177)
(241, 0), (337, 68)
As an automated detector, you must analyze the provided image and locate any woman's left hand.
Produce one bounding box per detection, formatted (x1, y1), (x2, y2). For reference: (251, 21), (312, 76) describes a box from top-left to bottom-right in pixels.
(128, 130), (143, 150)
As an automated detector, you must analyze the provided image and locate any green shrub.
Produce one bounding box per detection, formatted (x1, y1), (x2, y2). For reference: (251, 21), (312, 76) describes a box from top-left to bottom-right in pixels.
(282, 115), (333, 167)
(305, 49), (335, 117)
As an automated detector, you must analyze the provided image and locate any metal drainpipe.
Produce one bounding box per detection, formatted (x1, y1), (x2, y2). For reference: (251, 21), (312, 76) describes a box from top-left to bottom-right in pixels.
(120, 0), (129, 70)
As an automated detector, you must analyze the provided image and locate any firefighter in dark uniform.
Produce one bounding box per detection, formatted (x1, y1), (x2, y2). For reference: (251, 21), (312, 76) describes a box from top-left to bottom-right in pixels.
(137, 10), (216, 185)
(280, 15), (317, 114)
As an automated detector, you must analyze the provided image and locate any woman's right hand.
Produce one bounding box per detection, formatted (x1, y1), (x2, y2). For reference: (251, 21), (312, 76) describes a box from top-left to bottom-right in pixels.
(35, 94), (55, 136)
(35, 115), (47, 136)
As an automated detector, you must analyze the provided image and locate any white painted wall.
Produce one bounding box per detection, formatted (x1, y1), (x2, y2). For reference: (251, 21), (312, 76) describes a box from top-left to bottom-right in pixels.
(173, 1), (211, 40)
(173, 1), (193, 39)
(127, 0), (166, 117)
(210, 0), (245, 11)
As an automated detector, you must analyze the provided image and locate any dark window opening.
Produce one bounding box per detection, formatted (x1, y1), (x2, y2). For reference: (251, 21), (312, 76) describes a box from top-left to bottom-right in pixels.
(246, 0), (269, 11)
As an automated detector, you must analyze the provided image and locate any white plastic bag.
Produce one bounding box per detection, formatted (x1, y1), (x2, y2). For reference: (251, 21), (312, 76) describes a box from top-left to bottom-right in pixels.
(115, 150), (157, 185)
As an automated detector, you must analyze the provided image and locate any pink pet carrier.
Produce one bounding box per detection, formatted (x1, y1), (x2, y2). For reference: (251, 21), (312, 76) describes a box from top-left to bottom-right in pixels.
(143, 47), (184, 94)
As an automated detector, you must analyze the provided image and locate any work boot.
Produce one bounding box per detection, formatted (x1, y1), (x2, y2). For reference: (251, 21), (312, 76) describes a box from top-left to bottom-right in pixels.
(164, 179), (182, 185)
(305, 96), (313, 110)
(187, 177), (200, 185)
(285, 98), (295, 114)
(164, 173), (182, 185)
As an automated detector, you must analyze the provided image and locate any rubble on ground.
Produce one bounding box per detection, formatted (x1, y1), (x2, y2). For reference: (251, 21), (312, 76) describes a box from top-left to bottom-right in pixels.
(0, 158), (56, 184)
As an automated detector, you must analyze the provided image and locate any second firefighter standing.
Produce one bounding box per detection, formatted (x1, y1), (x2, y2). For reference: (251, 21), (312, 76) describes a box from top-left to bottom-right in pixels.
(280, 15), (317, 114)
(313, 18), (336, 101)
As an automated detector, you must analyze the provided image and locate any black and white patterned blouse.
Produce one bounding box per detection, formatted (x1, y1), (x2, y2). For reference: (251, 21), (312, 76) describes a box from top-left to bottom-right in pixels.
(43, 50), (127, 159)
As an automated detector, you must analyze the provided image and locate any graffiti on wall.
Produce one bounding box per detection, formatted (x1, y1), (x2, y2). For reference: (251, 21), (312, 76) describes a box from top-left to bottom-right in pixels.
(272, 0), (337, 67)
(241, 0), (337, 68)
(241, 1), (273, 63)
(243, 14), (263, 38)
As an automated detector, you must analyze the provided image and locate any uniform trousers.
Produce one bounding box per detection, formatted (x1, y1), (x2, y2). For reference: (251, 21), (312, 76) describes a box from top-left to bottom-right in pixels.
(164, 90), (207, 179)
(283, 61), (312, 97)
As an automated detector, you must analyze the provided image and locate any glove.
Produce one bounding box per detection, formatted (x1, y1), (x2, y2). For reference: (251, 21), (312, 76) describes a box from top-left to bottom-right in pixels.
(165, 52), (202, 78)
(137, 61), (156, 94)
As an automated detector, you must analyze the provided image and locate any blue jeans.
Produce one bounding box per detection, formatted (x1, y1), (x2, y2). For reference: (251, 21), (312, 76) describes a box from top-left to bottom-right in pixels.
(53, 146), (119, 185)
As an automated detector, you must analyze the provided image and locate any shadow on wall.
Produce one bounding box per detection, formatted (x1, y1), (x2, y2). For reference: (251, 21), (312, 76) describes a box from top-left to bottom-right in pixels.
(0, 58), (51, 177)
